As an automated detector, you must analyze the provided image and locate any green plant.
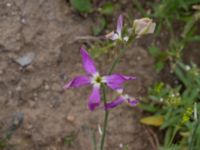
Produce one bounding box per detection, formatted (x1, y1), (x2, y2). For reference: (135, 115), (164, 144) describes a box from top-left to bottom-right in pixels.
(0, 138), (7, 149)
(141, 61), (200, 149)
(64, 131), (78, 147)
(70, 0), (92, 13)
(134, 0), (200, 149)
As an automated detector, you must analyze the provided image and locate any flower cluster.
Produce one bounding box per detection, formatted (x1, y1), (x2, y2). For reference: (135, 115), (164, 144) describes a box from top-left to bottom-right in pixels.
(106, 15), (156, 42)
(64, 48), (138, 111)
(64, 15), (156, 111)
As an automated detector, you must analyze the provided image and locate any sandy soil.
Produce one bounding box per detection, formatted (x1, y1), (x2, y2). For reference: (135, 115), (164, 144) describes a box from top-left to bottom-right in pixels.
(0, 0), (157, 149)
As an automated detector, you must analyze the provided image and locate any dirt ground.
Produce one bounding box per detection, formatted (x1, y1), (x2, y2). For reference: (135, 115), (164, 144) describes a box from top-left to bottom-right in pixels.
(0, 0), (157, 149)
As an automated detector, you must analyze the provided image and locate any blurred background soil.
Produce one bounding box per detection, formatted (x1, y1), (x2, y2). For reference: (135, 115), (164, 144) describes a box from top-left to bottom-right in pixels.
(0, 0), (157, 149)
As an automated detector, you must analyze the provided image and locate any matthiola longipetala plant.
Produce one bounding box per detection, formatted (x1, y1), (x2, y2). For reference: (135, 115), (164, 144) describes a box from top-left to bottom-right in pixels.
(64, 14), (155, 150)
(64, 47), (136, 111)
(106, 15), (156, 42)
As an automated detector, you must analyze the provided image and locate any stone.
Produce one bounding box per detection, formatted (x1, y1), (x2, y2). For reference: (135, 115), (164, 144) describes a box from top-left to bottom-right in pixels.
(15, 52), (36, 67)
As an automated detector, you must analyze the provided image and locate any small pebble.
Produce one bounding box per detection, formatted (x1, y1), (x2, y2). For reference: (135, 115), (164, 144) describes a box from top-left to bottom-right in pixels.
(67, 115), (75, 122)
(16, 85), (22, 91)
(15, 52), (36, 67)
(26, 65), (34, 72)
(6, 3), (12, 7)
(119, 143), (123, 148)
(21, 18), (26, 24)
(137, 56), (141, 60)
(44, 84), (50, 90)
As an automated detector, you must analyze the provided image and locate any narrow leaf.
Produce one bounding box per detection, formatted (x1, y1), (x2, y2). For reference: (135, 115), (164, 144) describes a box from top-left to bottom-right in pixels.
(140, 115), (164, 126)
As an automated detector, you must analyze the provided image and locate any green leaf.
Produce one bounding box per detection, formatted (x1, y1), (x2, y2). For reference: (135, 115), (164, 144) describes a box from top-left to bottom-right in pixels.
(99, 2), (115, 15)
(164, 128), (172, 147)
(92, 17), (106, 36)
(174, 67), (188, 86)
(155, 61), (165, 72)
(139, 103), (158, 113)
(160, 115), (180, 129)
(70, 0), (92, 13)
(182, 16), (196, 38)
(148, 46), (160, 57)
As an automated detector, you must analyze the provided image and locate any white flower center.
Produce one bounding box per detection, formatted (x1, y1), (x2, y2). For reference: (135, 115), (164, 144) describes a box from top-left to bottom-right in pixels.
(116, 89), (123, 94)
(122, 94), (129, 100)
(91, 73), (106, 87)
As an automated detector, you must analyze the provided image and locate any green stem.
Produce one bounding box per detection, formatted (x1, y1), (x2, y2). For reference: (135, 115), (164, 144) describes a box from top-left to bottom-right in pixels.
(92, 129), (97, 150)
(189, 121), (199, 150)
(108, 47), (125, 75)
(99, 46), (126, 150)
(168, 126), (179, 147)
(99, 85), (109, 150)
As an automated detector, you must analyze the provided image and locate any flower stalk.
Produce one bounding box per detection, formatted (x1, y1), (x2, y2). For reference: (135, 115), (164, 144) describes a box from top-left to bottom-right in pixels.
(99, 45), (138, 149)
(99, 46), (125, 150)
(99, 84), (109, 150)
(108, 46), (125, 75)
(64, 14), (156, 150)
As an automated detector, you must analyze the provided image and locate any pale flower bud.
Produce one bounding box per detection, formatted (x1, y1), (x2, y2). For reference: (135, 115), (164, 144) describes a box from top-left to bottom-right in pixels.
(133, 18), (156, 38)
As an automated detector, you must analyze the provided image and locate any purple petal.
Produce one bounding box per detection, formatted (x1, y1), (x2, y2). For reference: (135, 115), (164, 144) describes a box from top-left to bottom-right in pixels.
(88, 86), (101, 111)
(117, 15), (123, 36)
(80, 47), (97, 75)
(127, 99), (139, 106)
(104, 74), (136, 90)
(63, 75), (90, 89)
(105, 96), (124, 110)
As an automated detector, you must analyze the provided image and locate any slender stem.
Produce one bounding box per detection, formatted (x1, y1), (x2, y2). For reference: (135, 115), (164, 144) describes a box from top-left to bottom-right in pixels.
(168, 126), (179, 147)
(100, 85), (109, 150)
(92, 129), (97, 150)
(189, 121), (199, 150)
(108, 47), (125, 75)
(99, 46), (126, 150)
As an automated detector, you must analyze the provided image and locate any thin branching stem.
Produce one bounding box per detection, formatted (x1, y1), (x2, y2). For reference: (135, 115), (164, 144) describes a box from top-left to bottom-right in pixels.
(108, 45), (125, 75)
(99, 45), (126, 150)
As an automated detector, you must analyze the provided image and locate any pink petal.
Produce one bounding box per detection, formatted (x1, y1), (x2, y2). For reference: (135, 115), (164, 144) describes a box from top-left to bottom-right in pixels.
(88, 86), (101, 111)
(117, 15), (123, 36)
(105, 96), (124, 110)
(104, 74), (136, 90)
(80, 47), (97, 75)
(63, 75), (90, 89)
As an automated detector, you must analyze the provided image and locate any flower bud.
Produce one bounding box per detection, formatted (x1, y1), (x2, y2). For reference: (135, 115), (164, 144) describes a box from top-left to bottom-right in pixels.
(133, 18), (156, 38)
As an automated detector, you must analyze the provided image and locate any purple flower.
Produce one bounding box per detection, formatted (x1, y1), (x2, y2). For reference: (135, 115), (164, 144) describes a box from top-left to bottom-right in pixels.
(105, 89), (138, 110)
(105, 15), (129, 42)
(64, 47), (136, 111)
